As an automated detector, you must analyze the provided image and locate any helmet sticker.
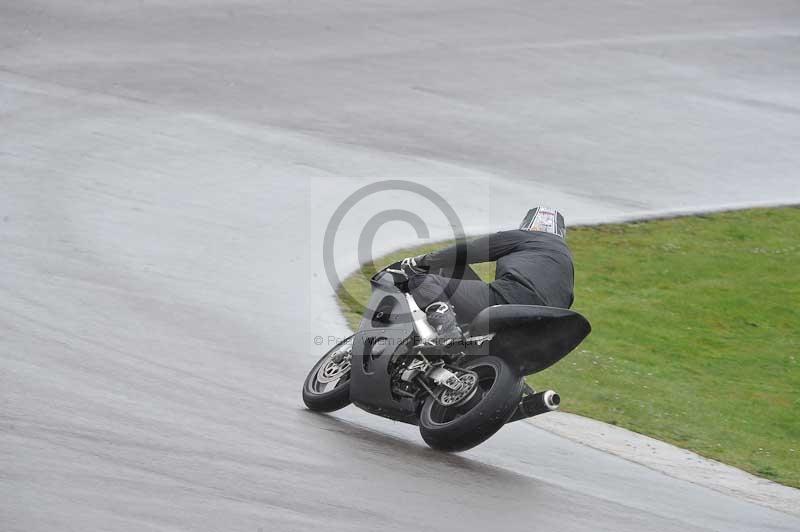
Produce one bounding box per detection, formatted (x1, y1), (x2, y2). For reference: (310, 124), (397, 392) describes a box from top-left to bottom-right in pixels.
(520, 207), (566, 238)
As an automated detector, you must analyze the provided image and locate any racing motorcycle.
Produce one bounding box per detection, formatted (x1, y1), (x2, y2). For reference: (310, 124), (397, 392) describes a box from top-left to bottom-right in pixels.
(302, 261), (591, 451)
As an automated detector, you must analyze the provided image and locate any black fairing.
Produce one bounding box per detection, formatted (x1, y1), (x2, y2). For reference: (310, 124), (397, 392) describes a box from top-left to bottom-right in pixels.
(469, 305), (591, 375)
(348, 276), (419, 424)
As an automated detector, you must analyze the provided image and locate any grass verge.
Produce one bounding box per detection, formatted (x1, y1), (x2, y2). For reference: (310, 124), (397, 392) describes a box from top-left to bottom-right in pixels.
(337, 207), (800, 488)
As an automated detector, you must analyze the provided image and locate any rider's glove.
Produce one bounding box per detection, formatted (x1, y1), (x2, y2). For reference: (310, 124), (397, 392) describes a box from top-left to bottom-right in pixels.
(401, 254), (428, 277)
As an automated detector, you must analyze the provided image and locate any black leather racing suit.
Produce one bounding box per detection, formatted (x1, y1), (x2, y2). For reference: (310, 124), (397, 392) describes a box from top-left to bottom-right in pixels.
(408, 229), (574, 324)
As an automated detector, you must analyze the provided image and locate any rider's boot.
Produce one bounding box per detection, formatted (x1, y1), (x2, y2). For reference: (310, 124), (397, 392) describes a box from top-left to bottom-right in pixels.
(424, 302), (464, 347)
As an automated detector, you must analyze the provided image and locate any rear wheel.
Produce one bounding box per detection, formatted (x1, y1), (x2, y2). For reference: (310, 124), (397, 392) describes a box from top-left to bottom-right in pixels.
(419, 356), (522, 452)
(302, 336), (353, 412)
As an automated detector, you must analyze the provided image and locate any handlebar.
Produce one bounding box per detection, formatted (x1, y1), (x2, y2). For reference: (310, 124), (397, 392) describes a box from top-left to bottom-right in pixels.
(384, 267), (408, 279)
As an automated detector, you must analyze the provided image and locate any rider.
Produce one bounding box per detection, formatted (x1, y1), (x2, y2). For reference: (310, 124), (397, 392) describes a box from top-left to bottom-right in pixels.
(401, 207), (574, 343)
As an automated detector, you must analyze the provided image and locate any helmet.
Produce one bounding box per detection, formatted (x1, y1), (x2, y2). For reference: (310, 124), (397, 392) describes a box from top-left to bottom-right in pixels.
(519, 207), (566, 238)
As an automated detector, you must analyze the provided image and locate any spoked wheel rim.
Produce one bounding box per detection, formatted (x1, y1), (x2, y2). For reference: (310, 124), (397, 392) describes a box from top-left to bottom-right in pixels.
(308, 344), (352, 395)
(427, 363), (497, 426)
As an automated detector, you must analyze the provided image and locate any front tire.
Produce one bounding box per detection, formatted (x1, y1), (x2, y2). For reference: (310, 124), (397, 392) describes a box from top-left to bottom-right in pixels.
(419, 356), (522, 452)
(302, 336), (353, 412)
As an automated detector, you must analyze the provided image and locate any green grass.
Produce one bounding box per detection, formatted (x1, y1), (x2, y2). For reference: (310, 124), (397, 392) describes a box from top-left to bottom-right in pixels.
(337, 207), (800, 488)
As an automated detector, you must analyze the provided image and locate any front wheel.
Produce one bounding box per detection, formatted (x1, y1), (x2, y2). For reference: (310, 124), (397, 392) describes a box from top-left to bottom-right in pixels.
(419, 356), (523, 452)
(302, 336), (353, 412)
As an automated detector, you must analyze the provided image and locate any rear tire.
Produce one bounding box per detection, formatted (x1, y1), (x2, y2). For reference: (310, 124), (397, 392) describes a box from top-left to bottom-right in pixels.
(419, 356), (522, 452)
(302, 336), (353, 413)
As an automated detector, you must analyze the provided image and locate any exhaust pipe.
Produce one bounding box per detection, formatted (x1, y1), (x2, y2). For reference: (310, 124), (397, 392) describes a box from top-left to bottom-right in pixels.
(508, 390), (560, 423)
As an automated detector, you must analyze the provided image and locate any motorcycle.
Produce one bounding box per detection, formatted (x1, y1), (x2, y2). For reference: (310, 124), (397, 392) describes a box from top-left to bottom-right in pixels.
(302, 261), (591, 451)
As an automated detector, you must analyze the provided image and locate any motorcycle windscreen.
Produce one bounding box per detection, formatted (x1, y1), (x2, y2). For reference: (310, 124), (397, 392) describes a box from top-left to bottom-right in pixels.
(469, 305), (591, 375)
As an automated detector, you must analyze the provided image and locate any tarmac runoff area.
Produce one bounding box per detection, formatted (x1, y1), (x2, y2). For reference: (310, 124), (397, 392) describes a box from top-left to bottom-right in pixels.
(3, 1), (800, 531)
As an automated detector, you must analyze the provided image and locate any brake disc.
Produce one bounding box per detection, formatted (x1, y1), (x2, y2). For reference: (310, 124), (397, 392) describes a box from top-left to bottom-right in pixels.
(439, 372), (478, 406)
(317, 347), (352, 383)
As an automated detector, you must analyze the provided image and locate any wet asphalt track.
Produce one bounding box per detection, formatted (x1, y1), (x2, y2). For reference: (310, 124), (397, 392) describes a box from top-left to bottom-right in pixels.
(2, 1), (800, 531)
